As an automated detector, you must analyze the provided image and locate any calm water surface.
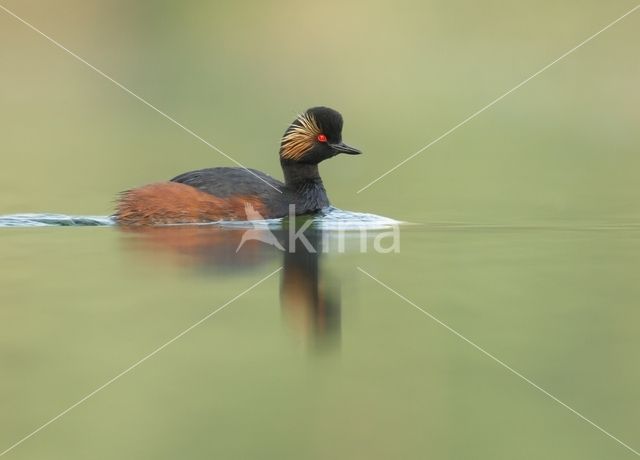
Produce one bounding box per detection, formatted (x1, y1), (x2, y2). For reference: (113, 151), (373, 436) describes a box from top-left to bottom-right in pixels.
(1, 219), (638, 459)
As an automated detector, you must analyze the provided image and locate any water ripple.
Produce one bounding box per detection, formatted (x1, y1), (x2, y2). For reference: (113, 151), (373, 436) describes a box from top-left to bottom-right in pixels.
(0, 213), (114, 227)
(0, 208), (400, 230)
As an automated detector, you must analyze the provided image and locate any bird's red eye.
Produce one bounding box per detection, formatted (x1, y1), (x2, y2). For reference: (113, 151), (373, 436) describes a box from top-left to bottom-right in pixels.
(317, 134), (327, 142)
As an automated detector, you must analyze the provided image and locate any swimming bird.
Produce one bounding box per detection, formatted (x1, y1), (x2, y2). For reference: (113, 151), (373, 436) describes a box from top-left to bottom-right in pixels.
(115, 106), (361, 225)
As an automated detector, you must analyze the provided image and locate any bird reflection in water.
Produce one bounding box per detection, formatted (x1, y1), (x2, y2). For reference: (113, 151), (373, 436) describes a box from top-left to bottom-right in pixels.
(119, 219), (340, 351)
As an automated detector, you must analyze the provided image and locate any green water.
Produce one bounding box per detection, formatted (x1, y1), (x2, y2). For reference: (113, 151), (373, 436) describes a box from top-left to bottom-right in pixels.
(1, 1), (639, 459)
(1, 224), (639, 459)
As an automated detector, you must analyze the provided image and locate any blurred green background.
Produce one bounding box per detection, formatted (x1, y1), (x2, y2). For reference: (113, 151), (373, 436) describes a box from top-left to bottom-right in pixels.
(0, 0), (638, 223)
(1, 1), (639, 459)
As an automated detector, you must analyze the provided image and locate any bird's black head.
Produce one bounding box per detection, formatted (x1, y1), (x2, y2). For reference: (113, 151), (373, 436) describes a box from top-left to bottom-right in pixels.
(279, 107), (362, 164)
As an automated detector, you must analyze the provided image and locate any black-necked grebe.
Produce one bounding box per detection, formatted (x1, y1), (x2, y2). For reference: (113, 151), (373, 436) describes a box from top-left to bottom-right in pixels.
(115, 106), (361, 225)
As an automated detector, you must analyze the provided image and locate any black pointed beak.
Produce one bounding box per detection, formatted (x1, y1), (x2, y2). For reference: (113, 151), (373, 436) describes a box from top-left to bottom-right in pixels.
(330, 142), (362, 155)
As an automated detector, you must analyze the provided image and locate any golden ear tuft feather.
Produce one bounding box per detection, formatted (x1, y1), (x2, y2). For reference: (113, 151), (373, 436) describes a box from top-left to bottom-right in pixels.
(280, 112), (322, 160)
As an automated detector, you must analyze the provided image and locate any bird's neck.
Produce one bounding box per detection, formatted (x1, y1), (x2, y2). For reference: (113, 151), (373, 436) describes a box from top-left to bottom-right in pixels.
(281, 161), (330, 212)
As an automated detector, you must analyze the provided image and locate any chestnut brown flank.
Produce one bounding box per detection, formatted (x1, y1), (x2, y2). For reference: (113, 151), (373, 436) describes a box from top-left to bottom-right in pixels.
(115, 182), (267, 225)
